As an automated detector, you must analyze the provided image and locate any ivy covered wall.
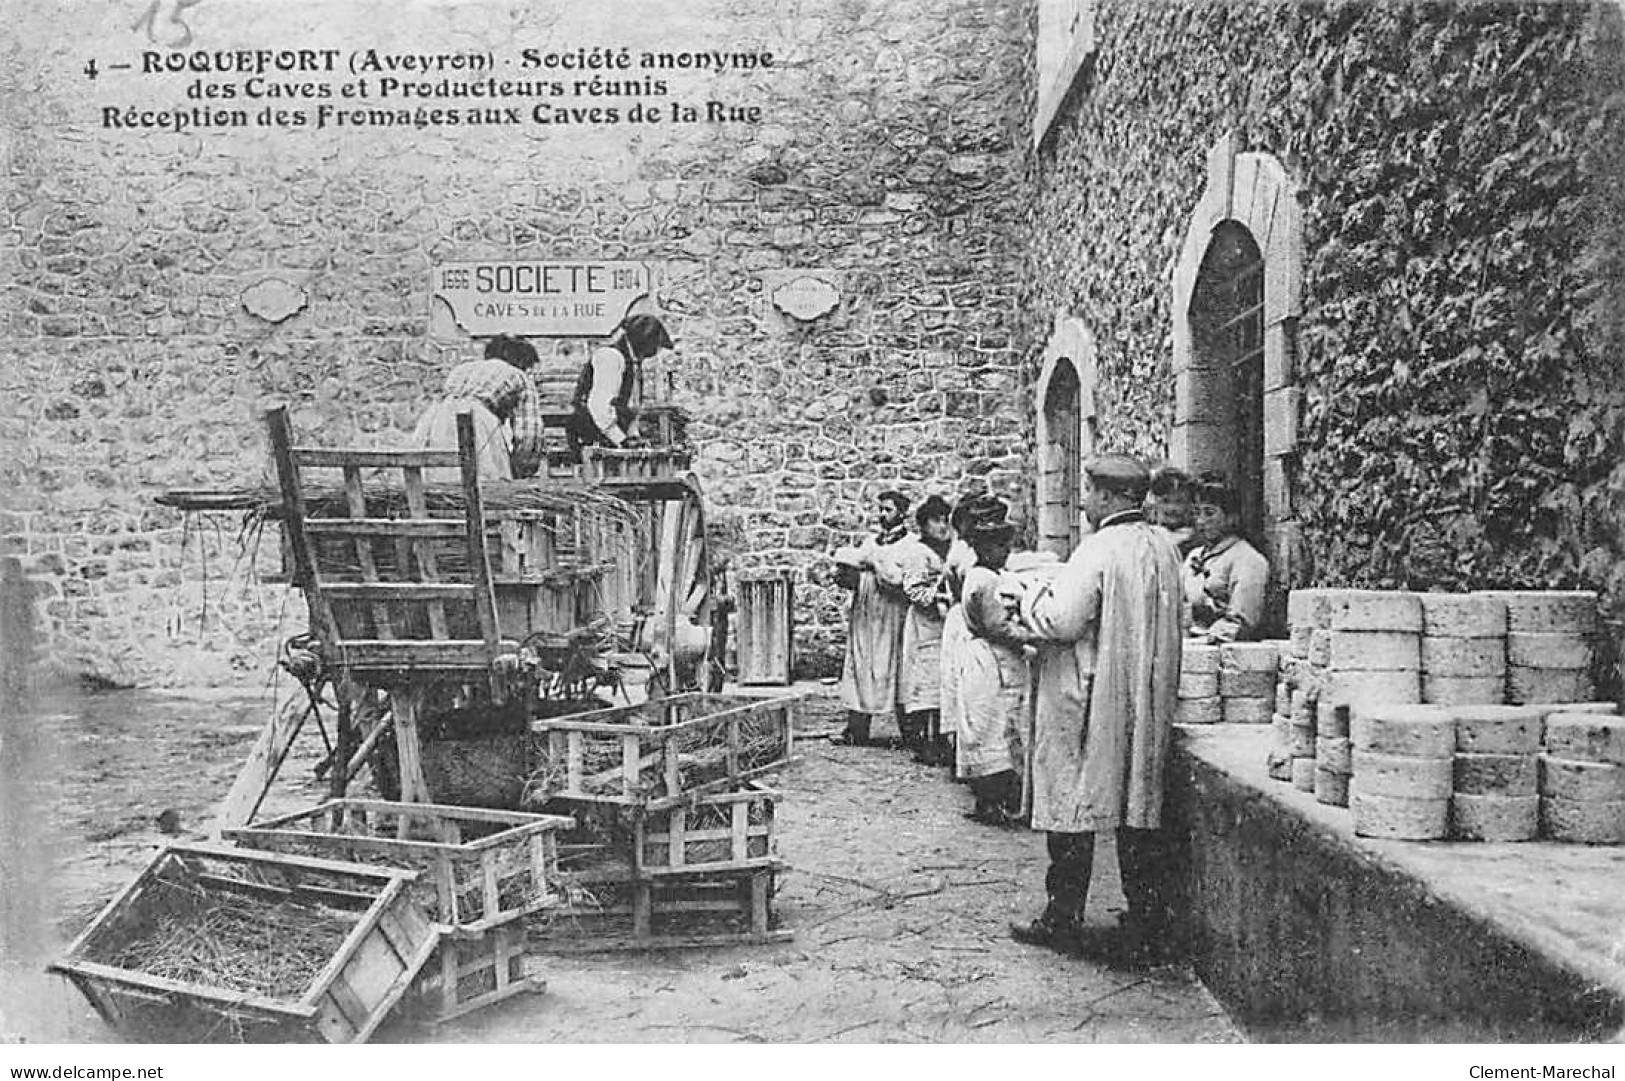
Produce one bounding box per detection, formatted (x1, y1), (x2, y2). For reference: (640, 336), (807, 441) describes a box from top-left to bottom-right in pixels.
(1023, 1), (1625, 622)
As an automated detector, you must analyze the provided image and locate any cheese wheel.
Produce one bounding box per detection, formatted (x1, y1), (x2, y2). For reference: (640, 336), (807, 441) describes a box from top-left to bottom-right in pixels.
(1544, 702), (1621, 715)
(1289, 722), (1317, 757)
(1477, 590), (1599, 634)
(1290, 689), (1314, 727)
(1287, 625), (1313, 659)
(1451, 706), (1544, 754)
(1221, 642), (1281, 671)
(1267, 746), (1294, 781)
(1538, 756), (1625, 802)
(1350, 790), (1449, 840)
(1316, 736), (1352, 774)
(1543, 713), (1625, 763)
(1352, 751), (1453, 798)
(1316, 702), (1350, 739)
(1540, 797), (1625, 844)
(1326, 631), (1421, 671)
(1175, 698), (1223, 725)
(1220, 670), (1277, 698)
(1287, 588), (1329, 629)
(1450, 794), (1538, 842)
(1422, 675), (1505, 706)
(1181, 644), (1220, 674)
(1350, 704), (1454, 756)
(1452, 752), (1537, 796)
(1322, 669), (1421, 709)
(1222, 696), (1274, 725)
(1308, 631), (1331, 667)
(1291, 756), (1317, 791)
(1506, 667), (1593, 706)
(1178, 673), (1219, 699)
(1505, 632), (1594, 669)
(1272, 713), (1293, 748)
(1419, 593), (1507, 639)
(1327, 591), (1423, 633)
(1421, 637), (1506, 678)
(1314, 768), (1351, 806)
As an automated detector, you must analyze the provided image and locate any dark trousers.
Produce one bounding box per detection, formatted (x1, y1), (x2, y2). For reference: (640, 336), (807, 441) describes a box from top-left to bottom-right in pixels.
(1043, 827), (1174, 934)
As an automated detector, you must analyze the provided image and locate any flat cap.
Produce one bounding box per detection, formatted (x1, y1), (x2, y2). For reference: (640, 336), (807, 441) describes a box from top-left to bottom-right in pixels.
(1083, 454), (1151, 487)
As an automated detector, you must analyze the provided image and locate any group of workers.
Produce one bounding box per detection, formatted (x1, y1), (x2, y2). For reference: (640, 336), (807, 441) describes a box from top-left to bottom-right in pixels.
(833, 457), (1268, 969)
(409, 312), (676, 477)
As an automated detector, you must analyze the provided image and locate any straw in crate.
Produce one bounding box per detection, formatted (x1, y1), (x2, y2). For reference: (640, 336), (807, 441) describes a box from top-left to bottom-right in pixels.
(225, 800), (575, 933)
(48, 843), (437, 1044)
(526, 692), (797, 810)
(634, 781), (780, 876)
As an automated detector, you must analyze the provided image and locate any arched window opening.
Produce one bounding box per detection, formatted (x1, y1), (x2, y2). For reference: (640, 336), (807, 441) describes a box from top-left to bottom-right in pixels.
(1040, 357), (1082, 557)
(1190, 221), (1266, 549)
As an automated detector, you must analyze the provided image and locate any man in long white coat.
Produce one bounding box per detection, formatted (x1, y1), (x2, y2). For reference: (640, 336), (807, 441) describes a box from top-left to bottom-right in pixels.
(832, 491), (911, 746)
(1012, 455), (1185, 966)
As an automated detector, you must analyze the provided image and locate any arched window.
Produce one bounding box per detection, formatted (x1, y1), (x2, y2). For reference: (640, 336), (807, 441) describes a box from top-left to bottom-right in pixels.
(1035, 316), (1098, 558)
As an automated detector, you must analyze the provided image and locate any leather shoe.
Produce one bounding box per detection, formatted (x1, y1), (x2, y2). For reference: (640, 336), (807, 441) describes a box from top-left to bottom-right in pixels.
(1009, 917), (1083, 956)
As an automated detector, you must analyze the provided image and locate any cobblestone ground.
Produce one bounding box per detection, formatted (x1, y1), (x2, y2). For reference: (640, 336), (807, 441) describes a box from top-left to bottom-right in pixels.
(1, 688), (1240, 1044)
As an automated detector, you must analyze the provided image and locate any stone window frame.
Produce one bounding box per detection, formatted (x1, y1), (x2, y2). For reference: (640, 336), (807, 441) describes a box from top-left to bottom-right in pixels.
(1034, 314), (1099, 557)
(1169, 133), (1306, 595)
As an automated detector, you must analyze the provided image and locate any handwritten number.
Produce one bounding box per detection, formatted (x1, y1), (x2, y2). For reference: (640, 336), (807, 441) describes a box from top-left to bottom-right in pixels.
(132, 0), (205, 48)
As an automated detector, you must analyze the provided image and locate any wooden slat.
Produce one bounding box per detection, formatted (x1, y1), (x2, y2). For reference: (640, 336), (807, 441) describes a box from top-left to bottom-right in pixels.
(49, 960), (320, 1020)
(211, 697), (311, 834)
(455, 410), (504, 686)
(343, 465), (395, 640)
(304, 519), (466, 539)
(293, 449), (461, 468)
(402, 465), (450, 641)
(319, 583), (476, 601)
(327, 639), (508, 669)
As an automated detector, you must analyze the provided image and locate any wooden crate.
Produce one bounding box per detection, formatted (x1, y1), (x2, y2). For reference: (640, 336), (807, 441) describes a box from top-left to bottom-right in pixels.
(47, 843), (437, 1044)
(225, 800), (574, 933)
(635, 783), (780, 877)
(539, 852), (790, 951)
(736, 569), (795, 685)
(528, 692), (797, 809)
(407, 923), (543, 1024)
(580, 446), (693, 482)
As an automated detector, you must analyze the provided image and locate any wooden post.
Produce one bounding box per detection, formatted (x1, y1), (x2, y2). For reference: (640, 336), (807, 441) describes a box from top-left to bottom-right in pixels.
(391, 685), (430, 806)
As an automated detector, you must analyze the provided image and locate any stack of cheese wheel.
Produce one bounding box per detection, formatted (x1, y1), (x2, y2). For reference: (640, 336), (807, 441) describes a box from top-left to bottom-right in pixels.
(1175, 643), (1221, 725)
(1273, 656), (1318, 787)
(1318, 591), (1423, 722)
(1286, 589), (1329, 664)
(1349, 703), (1454, 840)
(1449, 705), (1543, 841)
(1219, 642), (1279, 725)
(1539, 709), (1625, 844)
(1420, 593), (1507, 706)
(1314, 663), (1352, 807)
(1482, 591), (1598, 705)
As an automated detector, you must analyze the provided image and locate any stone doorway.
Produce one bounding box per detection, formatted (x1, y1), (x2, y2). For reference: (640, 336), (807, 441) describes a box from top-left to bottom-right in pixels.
(1035, 316), (1098, 558)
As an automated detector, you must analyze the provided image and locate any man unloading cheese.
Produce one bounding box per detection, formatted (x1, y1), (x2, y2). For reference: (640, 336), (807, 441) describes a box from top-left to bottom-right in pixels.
(566, 312), (675, 461)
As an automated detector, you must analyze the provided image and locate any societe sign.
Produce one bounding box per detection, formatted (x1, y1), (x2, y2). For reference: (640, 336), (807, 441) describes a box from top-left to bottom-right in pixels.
(433, 260), (651, 337)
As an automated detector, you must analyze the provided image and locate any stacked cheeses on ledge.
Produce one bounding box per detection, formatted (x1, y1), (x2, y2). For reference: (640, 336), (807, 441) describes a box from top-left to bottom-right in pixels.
(1540, 706), (1625, 843)
(1420, 594), (1507, 705)
(1176, 642), (1281, 726)
(1449, 705), (1543, 841)
(1486, 591), (1599, 705)
(1176, 644), (1221, 725)
(1349, 704), (1454, 840)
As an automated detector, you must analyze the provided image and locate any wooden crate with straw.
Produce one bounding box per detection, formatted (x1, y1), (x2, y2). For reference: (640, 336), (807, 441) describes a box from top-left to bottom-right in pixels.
(47, 843), (438, 1044)
(224, 800), (575, 934)
(526, 692), (797, 810)
(634, 782), (780, 877)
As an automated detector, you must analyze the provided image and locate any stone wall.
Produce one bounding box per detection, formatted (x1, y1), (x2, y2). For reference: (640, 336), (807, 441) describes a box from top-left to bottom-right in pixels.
(1022, 1), (1625, 629)
(0, 0), (1034, 685)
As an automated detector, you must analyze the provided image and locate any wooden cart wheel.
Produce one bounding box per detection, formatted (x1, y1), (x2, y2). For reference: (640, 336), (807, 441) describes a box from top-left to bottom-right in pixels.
(655, 473), (716, 693)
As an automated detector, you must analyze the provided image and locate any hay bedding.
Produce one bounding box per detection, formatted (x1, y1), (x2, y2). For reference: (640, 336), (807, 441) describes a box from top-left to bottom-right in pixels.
(92, 878), (357, 1000)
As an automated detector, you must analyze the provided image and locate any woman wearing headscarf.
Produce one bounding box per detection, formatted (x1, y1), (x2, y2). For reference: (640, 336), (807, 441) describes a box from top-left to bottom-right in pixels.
(410, 334), (544, 481)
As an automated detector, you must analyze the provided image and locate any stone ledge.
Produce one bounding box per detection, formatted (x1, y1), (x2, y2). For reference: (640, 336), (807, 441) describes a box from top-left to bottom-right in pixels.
(1169, 725), (1625, 1041)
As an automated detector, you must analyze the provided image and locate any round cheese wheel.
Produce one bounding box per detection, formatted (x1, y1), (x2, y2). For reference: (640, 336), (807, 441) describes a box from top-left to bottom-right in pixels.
(1287, 626), (1313, 659)
(1350, 704), (1454, 756)
(1422, 675), (1505, 707)
(1175, 698), (1223, 726)
(1451, 706), (1544, 754)
(1477, 590), (1599, 634)
(1314, 768), (1351, 807)
(1352, 751), (1453, 798)
(1289, 722), (1317, 757)
(1327, 591), (1424, 633)
(1323, 670), (1421, 709)
(1350, 790), (1449, 840)
(1291, 756), (1317, 792)
(1538, 755), (1625, 802)
(1266, 746), (1294, 781)
(1543, 713), (1625, 763)
(1540, 797), (1625, 844)
(1505, 633), (1594, 669)
(1316, 736), (1352, 774)
(1506, 667), (1593, 706)
(1221, 696), (1274, 725)
(1178, 673), (1219, 700)
(1449, 794), (1538, 842)
(1287, 588), (1329, 629)
(1308, 631), (1332, 667)
(1316, 701), (1350, 738)
(1220, 670), (1277, 698)
(1290, 689), (1315, 727)
(1452, 752), (1537, 796)
(1181, 644), (1221, 674)
(1420, 637), (1506, 678)
(1327, 631), (1421, 672)
(1220, 642), (1281, 672)
(1419, 593), (1507, 639)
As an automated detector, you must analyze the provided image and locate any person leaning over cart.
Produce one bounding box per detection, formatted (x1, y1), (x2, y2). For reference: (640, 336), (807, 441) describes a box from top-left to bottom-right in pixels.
(566, 312), (676, 461)
(410, 333), (545, 481)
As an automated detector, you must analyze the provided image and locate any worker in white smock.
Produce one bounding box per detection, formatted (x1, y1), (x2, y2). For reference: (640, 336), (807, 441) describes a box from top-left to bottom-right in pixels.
(956, 499), (1030, 826)
(892, 495), (954, 761)
(832, 491), (911, 746)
